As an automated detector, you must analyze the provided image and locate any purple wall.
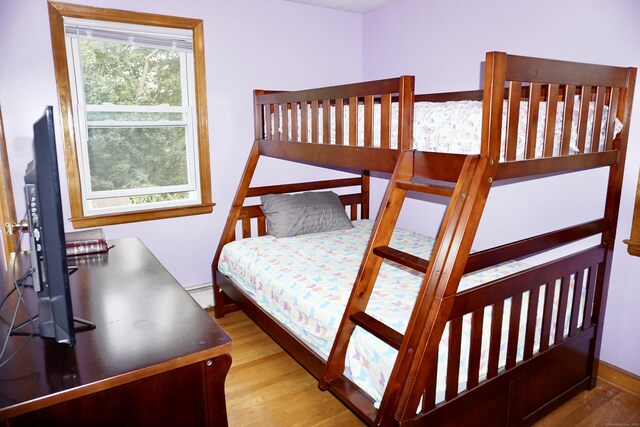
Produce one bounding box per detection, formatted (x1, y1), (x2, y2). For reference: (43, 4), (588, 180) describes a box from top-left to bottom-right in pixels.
(0, 0), (363, 288)
(1, 0), (638, 379)
(363, 0), (640, 376)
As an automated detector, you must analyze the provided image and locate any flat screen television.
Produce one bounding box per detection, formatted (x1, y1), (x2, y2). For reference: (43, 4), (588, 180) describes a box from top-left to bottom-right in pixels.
(23, 106), (76, 345)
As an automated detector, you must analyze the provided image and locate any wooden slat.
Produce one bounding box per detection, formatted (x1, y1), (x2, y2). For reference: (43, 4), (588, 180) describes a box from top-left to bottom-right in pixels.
(445, 317), (463, 401)
(265, 105), (272, 140)
(273, 104), (281, 141)
(560, 85), (576, 155)
(540, 281), (556, 352)
(381, 93), (391, 149)
(364, 95), (373, 148)
(290, 102), (298, 142)
(323, 99), (331, 144)
(466, 308), (484, 389)
(415, 89), (485, 103)
(451, 246), (606, 318)
(395, 180), (455, 197)
(506, 293), (522, 369)
(504, 54), (631, 87)
(311, 100), (319, 143)
(373, 246), (428, 273)
(350, 311), (403, 350)
(505, 81), (522, 161)
(525, 83), (541, 159)
(582, 265), (598, 327)
(349, 97), (358, 146)
(605, 88), (620, 151)
(523, 286), (540, 360)
(422, 355), (438, 412)
(543, 84), (559, 157)
(300, 101), (308, 143)
(257, 216), (266, 236)
(281, 103), (289, 142)
(569, 269), (585, 336)
(487, 300), (504, 379)
(590, 87), (606, 152)
(338, 193), (363, 208)
(555, 275), (571, 344)
(495, 150), (618, 181)
(258, 140), (399, 173)
(464, 219), (607, 275)
(241, 218), (251, 238)
(238, 205), (262, 220)
(256, 75), (405, 104)
(576, 85), (592, 153)
(335, 98), (344, 145)
(246, 177), (362, 197)
(349, 203), (357, 220)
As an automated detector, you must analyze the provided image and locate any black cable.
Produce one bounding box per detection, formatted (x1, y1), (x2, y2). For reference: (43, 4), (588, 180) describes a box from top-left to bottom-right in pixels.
(0, 213), (36, 367)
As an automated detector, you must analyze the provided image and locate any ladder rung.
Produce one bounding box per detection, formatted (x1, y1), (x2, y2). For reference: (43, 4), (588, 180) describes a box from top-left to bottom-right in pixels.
(323, 375), (377, 423)
(396, 180), (455, 197)
(373, 245), (428, 273)
(350, 311), (404, 350)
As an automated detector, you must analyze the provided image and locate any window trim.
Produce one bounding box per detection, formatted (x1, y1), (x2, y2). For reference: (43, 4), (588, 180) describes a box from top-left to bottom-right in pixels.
(48, 1), (213, 228)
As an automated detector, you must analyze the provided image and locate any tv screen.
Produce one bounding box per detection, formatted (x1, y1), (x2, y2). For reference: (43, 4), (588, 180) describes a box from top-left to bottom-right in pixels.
(24, 106), (76, 345)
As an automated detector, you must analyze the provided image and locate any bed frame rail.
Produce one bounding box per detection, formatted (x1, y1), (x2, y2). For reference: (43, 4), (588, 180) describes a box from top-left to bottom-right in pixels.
(429, 245), (604, 408)
(255, 76), (415, 150)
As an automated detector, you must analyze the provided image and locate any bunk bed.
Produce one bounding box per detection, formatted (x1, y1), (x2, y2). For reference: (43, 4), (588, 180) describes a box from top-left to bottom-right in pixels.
(212, 52), (636, 426)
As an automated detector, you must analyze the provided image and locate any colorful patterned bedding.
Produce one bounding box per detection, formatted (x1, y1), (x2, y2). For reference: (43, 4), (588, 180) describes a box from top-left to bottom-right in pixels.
(273, 100), (622, 160)
(218, 220), (583, 405)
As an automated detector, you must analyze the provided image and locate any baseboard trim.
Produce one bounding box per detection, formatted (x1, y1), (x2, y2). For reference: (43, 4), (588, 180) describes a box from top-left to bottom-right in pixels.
(599, 361), (640, 396)
(187, 283), (213, 309)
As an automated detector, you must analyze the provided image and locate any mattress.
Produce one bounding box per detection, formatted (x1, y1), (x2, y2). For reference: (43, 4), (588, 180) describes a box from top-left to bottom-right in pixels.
(219, 220), (589, 405)
(272, 99), (622, 160)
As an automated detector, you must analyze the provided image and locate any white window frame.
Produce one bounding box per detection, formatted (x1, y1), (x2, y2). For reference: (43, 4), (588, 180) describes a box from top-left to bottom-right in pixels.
(64, 18), (201, 216)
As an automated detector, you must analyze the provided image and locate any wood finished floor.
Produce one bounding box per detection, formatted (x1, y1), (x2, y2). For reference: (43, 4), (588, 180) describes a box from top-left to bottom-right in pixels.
(213, 310), (640, 426)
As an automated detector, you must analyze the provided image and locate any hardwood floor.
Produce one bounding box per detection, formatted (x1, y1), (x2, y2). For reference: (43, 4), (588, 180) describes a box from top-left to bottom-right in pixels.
(213, 311), (640, 426)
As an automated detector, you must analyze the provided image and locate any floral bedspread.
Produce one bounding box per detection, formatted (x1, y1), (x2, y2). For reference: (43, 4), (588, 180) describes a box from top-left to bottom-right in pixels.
(217, 220), (571, 404)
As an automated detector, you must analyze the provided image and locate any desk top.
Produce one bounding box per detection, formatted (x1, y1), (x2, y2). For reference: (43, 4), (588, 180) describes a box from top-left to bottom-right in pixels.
(0, 237), (231, 419)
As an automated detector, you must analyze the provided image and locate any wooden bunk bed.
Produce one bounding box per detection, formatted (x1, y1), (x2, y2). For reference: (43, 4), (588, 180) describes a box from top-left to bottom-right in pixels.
(212, 52), (636, 426)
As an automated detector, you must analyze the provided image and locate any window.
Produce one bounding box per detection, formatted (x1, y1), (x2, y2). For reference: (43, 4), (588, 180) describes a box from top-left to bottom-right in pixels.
(49, 2), (212, 228)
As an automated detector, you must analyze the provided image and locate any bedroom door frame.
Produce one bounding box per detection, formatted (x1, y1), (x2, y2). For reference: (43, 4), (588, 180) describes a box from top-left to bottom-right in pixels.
(0, 103), (18, 263)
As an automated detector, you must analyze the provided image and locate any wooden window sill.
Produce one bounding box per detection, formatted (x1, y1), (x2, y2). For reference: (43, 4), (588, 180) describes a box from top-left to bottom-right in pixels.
(71, 203), (215, 229)
(623, 239), (640, 257)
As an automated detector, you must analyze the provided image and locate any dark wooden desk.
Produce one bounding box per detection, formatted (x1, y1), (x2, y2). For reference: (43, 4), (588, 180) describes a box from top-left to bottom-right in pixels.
(0, 237), (232, 427)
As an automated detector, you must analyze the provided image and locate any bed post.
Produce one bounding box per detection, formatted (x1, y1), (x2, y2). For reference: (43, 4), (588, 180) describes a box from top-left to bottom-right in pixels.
(587, 66), (636, 388)
(397, 75), (415, 151)
(480, 51), (507, 159)
(211, 90), (266, 318)
(211, 141), (260, 317)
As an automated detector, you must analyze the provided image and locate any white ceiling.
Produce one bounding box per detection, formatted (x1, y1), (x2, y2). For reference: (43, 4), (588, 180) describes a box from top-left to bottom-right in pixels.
(283, 0), (401, 13)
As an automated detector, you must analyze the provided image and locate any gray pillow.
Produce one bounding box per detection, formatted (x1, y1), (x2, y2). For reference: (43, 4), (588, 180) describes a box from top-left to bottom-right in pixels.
(261, 191), (353, 238)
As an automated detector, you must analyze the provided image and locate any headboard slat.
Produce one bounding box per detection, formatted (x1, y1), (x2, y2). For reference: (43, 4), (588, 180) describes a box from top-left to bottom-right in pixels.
(559, 85), (576, 155)
(525, 83), (542, 159)
(543, 84), (559, 157)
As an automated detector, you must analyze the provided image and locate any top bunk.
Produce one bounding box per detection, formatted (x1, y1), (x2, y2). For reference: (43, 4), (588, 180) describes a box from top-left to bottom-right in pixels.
(253, 52), (636, 183)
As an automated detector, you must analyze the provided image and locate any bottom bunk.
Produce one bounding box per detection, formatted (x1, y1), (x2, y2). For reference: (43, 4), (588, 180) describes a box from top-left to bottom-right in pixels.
(214, 217), (605, 425)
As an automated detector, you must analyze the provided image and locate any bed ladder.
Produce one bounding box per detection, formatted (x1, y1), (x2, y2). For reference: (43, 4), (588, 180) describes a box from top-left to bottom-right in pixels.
(319, 150), (498, 426)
